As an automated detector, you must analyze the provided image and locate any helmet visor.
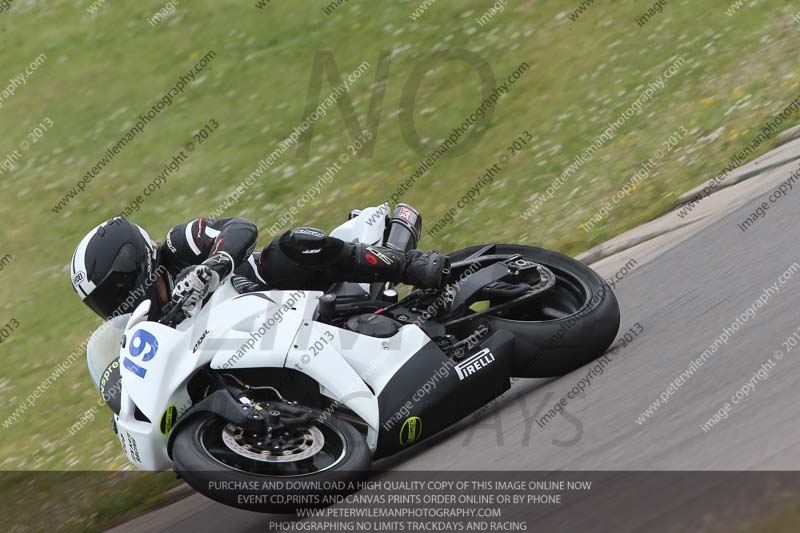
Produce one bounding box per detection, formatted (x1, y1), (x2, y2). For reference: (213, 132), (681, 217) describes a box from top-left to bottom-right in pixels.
(84, 243), (147, 319)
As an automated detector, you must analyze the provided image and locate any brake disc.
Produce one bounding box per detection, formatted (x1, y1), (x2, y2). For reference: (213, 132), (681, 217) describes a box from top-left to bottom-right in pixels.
(221, 423), (325, 463)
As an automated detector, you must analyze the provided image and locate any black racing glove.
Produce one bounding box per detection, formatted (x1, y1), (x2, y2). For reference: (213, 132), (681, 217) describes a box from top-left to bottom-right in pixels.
(403, 250), (450, 289)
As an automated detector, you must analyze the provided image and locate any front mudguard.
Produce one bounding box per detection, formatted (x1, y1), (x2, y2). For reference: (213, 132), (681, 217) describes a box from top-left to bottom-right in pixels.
(166, 389), (257, 459)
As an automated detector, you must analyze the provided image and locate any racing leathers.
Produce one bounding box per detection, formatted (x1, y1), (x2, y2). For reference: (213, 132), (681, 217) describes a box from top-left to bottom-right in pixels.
(160, 218), (447, 319)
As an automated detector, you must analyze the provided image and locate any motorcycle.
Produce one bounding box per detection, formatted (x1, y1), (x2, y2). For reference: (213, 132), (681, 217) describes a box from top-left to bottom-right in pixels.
(85, 203), (620, 512)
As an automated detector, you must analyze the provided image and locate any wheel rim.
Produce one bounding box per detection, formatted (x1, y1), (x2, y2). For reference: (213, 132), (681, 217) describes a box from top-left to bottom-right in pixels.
(500, 264), (590, 322)
(198, 417), (349, 477)
(450, 248), (592, 323)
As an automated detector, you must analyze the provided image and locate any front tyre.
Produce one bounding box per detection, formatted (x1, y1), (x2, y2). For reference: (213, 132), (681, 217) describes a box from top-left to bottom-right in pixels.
(172, 410), (371, 513)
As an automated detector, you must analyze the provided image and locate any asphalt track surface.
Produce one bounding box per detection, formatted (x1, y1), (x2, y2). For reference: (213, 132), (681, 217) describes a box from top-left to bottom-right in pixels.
(110, 162), (800, 532)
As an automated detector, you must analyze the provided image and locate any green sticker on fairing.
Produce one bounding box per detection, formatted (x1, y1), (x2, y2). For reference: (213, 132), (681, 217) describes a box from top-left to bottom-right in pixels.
(160, 405), (178, 435)
(399, 416), (422, 446)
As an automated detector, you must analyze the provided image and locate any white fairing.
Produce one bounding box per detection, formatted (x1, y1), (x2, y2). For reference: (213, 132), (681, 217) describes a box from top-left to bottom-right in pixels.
(94, 205), (431, 471)
(86, 313), (129, 390)
(330, 203), (389, 245)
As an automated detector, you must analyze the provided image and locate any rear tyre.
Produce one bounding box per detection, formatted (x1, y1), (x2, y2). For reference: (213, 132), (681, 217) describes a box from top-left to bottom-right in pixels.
(448, 244), (620, 377)
(172, 409), (371, 513)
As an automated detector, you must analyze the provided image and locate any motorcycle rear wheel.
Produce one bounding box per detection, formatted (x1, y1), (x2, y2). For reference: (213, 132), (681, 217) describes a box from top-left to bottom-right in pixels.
(447, 244), (621, 377)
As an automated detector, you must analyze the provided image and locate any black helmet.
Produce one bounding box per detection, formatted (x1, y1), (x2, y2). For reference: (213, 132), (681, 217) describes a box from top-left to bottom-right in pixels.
(71, 217), (158, 319)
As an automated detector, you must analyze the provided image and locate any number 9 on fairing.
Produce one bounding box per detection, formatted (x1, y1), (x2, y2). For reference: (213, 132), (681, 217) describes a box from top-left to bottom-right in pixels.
(123, 329), (159, 378)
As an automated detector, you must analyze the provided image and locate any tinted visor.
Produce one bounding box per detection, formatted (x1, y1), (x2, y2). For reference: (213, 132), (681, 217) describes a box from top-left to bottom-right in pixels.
(84, 243), (148, 319)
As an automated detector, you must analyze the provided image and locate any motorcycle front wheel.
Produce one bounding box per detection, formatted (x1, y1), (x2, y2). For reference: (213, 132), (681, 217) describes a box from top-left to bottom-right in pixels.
(172, 409), (370, 513)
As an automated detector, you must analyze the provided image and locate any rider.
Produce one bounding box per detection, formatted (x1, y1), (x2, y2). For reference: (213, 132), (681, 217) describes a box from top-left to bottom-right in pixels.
(70, 211), (448, 321)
